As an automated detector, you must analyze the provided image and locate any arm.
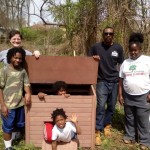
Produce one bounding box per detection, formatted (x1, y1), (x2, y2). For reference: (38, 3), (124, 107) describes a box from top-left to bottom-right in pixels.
(51, 140), (57, 150)
(0, 89), (8, 117)
(147, 93), (150, 103)
(24, 86), (31, 106)
(25, 50), (40, 58)
(70, 114), (81, 135)
(118, 78), (124, 105)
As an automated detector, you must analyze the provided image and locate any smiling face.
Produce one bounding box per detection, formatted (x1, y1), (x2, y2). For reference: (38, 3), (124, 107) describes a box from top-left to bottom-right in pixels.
(103, 28), (114, 46)
(129, 43), (141, 60)
(57, 88), (67, 95)
(10, 52), (23, 69)
(55, 115), (66, 129)
(10, 34), (22, 48)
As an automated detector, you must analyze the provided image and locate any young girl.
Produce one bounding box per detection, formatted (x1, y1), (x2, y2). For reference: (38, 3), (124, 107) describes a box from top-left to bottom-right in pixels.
(0, 47), (31, 150)
(119, 33), (150, 150)
(51, 108), (81, 150)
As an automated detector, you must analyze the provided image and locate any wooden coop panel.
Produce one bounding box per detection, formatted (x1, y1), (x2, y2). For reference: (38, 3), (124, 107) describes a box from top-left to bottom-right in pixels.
(25, 56), (98, 84)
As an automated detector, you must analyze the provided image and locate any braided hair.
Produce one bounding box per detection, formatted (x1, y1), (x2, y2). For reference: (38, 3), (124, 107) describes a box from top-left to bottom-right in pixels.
(7, 47), (26, 67)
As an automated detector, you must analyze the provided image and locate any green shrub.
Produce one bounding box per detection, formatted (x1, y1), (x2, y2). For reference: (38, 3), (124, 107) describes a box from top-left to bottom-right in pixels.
(21, 27), (38, 41)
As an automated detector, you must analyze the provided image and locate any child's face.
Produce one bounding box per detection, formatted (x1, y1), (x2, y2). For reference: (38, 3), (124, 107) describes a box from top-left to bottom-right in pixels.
(57, 88), (67, 95)
(55, 115), (66, 129)
(129, 44), (141, 60)
(10, 52), (22, 69)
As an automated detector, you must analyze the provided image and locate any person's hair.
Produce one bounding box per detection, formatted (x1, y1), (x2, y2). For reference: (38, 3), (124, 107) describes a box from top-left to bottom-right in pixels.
(9, 29), (23, 40)
(103, 26), (114, 33)
(51, 108), (68, 123)
(7, 47), (26, 66)
(53, 81), (67, 94)
(129, 32), (144, 49)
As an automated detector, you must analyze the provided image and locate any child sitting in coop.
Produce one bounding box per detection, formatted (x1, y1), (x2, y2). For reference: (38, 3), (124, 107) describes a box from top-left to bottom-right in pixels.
(38, 81), (70, 99)
(51, 108), (81, 150)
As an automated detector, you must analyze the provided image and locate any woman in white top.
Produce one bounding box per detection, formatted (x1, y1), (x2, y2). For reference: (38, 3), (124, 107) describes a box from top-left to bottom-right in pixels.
(119, 33), (150, 150)
(0, 29), (40, 64)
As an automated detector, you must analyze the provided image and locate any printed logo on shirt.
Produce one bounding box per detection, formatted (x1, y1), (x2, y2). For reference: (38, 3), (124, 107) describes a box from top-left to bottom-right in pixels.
(111, 51), (118, 57)
(129, 65), (136, 71)
(125, 64), (145, 77)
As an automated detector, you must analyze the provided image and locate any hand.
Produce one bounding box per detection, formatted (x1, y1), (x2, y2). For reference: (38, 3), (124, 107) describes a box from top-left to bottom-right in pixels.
(147, 94), (150, 103)
(118, 95), (124, 105)
(93, 55), (100, 61)
(38, 92), (47, 100)
(1, 103), (8, 118)
(33, 50), (40, 58)
(70, 114), (78, 123)
(25, 93), (31, 106)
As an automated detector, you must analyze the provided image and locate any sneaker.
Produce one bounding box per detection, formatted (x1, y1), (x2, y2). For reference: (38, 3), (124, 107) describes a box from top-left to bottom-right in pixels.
(5, 147), (13, 150)
(123, 139), (135, 144)
(104, 124), (112, 137)
(140, 144), (148, 150)
(95, 130), (101, 146)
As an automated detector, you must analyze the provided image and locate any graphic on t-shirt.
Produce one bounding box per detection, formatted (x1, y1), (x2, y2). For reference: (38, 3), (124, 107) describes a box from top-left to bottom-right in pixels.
(129, 65), (136, 71)
(111, 51), (118, 57)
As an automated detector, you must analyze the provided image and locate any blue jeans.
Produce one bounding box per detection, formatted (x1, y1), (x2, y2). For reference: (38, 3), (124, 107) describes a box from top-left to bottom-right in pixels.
(96, 81), (118, 131)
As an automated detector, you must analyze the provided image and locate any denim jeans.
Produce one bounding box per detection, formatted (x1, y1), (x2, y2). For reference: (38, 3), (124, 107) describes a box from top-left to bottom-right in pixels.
(96, 81), (118, 131)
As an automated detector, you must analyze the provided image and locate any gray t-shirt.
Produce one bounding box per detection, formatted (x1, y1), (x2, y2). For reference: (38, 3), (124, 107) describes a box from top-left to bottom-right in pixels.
(0, 49), (32, 64)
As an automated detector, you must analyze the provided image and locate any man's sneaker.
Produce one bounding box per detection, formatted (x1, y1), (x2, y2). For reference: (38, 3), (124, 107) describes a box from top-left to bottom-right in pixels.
(95, 130), (102, 146)
(123, 139), (135, 144)
(104, 124), (112, 137)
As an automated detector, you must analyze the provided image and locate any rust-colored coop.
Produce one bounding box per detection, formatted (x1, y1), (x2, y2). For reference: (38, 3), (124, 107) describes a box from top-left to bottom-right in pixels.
(25, 56), (98, 149)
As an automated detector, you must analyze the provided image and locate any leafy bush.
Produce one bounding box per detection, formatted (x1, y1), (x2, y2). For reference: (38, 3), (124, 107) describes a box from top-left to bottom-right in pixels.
(21, 27), (38, 41)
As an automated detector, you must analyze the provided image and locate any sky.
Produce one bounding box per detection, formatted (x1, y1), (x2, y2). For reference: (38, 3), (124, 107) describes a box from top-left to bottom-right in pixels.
(29, 0), (51, 25)
(29, 0), (77, 25)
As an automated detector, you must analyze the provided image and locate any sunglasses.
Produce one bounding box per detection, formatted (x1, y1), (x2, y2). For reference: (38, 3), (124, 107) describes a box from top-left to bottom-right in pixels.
(104, 32), (114, 36)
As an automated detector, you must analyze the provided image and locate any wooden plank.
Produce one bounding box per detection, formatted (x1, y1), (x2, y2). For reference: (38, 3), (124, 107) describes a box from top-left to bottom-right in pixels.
(29, 117), (92, 122)
(30, 121), (92, 126)
(31, 103), (92, 108)
(42, 140), (78, 150)
(30, 107), (93, 113)
(29, 112), (91, 117)
(31, 96), (93, 103)
(25, 56), (98, 84)
(30, 129), (92, 135)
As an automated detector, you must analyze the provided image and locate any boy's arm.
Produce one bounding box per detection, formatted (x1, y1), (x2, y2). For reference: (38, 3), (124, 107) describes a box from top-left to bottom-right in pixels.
(70, 114), (81, 135)
(0, 89), (8, 117)
(51, 140), (57, 150)
(24, 86), (31, 106)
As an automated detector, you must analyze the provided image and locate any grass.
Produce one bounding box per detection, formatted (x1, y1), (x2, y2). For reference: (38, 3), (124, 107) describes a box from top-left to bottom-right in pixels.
(0, 104), (145, 150)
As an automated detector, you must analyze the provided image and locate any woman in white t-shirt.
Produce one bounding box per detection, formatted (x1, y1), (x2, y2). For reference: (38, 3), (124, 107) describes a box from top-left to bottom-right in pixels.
(51, 108), (81, 150)
(118, 33), (150, 150)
